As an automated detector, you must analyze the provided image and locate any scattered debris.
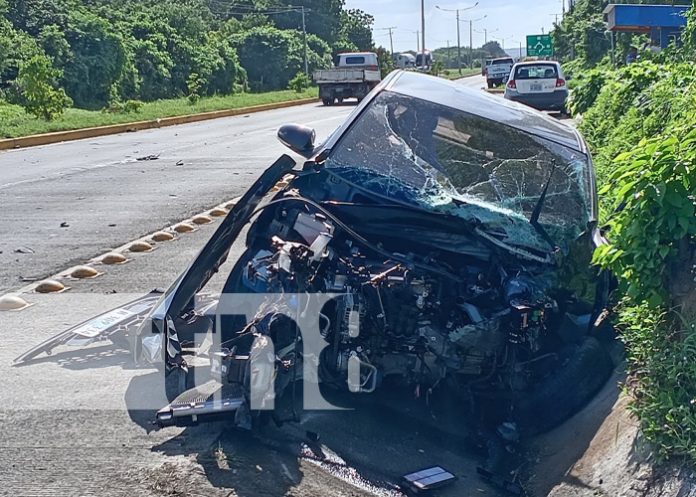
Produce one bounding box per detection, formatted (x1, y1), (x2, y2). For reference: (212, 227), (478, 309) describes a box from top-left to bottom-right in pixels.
(108, 223), (117, 227)
(14, 246), (34, 254)
(476, 467), (524, 496)
(136, 154), (160, 161)
(175, 160), (184, 166)
(60, 222), (70, 228)
(35, 279), (66, 294)
(403, 467), (457, 493)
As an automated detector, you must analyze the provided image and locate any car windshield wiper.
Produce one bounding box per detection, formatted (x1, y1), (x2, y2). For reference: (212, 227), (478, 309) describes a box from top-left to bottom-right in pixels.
(529, 160), (558, 249)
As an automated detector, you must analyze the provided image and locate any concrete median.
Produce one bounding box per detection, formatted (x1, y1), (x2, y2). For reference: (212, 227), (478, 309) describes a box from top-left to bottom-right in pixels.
(0, 97), (319, 151)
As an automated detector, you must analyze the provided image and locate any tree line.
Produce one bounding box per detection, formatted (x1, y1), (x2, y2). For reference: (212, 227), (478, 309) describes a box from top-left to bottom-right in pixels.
(0, 0), (375, 117)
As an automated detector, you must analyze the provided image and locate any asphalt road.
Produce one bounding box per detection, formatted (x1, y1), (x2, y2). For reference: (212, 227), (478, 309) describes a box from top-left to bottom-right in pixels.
(1, 76), (588, 497)
(0, 102), (353, 293)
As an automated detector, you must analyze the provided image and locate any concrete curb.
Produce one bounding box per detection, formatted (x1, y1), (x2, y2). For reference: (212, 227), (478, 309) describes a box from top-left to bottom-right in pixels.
(0, 97), (319, 151)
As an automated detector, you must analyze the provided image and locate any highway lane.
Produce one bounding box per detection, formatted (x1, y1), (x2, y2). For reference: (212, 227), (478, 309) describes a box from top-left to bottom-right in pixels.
(0, 102), (353, 293)
(1, 75), (569, 497)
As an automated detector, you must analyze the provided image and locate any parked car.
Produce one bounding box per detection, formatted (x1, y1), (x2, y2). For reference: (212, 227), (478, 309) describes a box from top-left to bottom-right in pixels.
(504, 61), (569, 114)
(314, 52), (382, 105)
(486, 57), (514, 88)
(16, 71), (612, 440)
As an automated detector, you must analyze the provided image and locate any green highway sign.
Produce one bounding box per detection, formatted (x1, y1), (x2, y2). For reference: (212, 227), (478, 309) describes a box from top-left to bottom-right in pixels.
(526, 34), (553, 57)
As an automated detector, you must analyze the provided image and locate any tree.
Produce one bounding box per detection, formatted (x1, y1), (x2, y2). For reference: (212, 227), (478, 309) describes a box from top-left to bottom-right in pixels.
(337, 8), (374, 53)
(62, 10), (127, 108)
(17, 54), (72, 119)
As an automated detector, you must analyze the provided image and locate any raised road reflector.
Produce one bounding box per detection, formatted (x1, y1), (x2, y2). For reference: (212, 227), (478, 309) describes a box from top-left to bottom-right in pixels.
(192, 215), (213, 225)
(151, 231), (175, 242)
(174, 223), (196, 233)
(70, 266), (100, 279)
(101, 252), (128, 265)
(128, 241), (153, 253)
(35, 279), (67, 293)
(0, 294), (31, 311)
(209, 207), (228, 217)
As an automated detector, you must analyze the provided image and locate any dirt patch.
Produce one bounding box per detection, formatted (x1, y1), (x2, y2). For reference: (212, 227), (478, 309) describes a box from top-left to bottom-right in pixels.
(527, 368), (696, 497)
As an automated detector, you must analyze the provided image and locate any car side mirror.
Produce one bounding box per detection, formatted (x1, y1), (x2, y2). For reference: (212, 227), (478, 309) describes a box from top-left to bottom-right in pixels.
(277, 124), (316, 158)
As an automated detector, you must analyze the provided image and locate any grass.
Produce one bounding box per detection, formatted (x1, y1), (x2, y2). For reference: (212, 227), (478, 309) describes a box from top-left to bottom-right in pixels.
(617, 303), (696, 463)
(0, 88), (318, 139)
(440, 68), (481, 80)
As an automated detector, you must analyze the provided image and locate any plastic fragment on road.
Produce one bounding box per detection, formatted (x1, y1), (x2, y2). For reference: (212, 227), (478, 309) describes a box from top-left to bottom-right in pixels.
(402, 466), (456, 493)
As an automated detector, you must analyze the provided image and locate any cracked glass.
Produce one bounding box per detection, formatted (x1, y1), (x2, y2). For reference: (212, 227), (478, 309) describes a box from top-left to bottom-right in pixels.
(325, 91), (592, 251)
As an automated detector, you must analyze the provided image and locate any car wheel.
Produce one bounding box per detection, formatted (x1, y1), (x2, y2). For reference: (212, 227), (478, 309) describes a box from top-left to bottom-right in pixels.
(487, 81), (493, 89)
(514, 337), (613, 435)
(164, 364), (194, 403)
(321, 98), (330, 106)
(337, 97), (344, 104)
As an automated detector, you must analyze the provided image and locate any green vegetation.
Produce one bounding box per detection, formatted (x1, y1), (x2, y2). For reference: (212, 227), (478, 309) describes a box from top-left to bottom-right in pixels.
(0, 0), (378, 130)
(440, 68), (481, 80)
(0, 88), (317, 138)
(553, 2), (696, 463)
(432, 40), (507, 69)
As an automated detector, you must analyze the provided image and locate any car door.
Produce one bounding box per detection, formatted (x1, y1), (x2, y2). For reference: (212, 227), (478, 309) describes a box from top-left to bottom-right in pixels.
(514, 63), (559, 95)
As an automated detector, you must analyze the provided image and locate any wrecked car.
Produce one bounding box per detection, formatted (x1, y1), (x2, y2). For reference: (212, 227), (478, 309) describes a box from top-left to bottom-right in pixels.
(17, 71), (613, 436)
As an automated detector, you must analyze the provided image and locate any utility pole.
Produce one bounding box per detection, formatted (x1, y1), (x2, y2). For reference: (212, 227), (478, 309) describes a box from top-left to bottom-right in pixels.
(416, 30), (420, 52)
(436, 3), (478, 75)
(446, 39), (451, 68)
(301, 6), (308, 76)
(464, 15), (486, 68)
(388, 27), (395, 56)
(421, 0), (426, 69)
(377, 27), (397, 56)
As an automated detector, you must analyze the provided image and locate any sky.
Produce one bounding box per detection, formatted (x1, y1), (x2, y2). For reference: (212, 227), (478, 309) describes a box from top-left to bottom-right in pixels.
(344, 0), (566, 53)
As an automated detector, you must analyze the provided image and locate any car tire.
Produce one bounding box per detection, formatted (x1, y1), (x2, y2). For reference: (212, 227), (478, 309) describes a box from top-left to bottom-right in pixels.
(322, 98), (330, 106)
(514, 337), (613, 435)
(164, 364), (194, 403)
(487, 81), (493, 89)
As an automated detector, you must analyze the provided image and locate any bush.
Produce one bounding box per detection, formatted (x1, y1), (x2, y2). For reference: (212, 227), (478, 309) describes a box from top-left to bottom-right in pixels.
(187, 72), (204, 105)
(567, 67), (608, 115)
(618, 303), (696, 463)
(288, 72), (311, 93)
(594, 127), (696, 307)
(17, 54), (72, 120)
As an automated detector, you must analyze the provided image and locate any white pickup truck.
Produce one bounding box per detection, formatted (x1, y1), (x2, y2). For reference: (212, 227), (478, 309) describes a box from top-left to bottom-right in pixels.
(486, 57), (514, 88)
(313, 52), (382, 106)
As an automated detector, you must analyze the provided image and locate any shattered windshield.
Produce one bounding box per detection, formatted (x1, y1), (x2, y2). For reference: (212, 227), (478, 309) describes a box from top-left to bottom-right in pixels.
(324, 91), (593, 250)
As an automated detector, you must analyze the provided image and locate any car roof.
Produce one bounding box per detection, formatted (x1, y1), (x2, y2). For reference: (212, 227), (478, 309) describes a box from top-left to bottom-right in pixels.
(514, 60), (560, 66)
(383, 70), (583, 152)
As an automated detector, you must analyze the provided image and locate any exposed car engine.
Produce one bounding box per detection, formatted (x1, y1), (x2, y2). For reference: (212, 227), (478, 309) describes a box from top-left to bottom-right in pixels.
(238, 205), (560, 401)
